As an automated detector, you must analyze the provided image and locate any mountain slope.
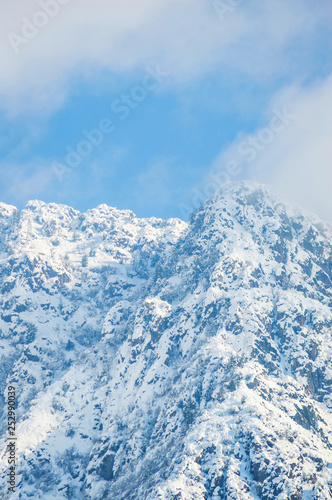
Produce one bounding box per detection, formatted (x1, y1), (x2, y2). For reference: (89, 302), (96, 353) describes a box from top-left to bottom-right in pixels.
(0, 183), (331, 499)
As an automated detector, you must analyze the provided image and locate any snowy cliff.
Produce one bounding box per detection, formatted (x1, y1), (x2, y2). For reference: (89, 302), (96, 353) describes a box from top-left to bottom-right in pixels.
(0, 182), (331, 499)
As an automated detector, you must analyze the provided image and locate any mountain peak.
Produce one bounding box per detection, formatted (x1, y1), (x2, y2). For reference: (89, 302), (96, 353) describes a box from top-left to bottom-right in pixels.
(0, 186), (332, 499)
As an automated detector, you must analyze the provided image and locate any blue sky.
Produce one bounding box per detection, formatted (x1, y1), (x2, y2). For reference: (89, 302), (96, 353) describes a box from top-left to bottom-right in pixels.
(0, 0), (331, 220)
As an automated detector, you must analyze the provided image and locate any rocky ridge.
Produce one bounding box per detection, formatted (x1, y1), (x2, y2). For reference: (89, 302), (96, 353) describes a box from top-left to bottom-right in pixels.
(0, 182), (331, 499)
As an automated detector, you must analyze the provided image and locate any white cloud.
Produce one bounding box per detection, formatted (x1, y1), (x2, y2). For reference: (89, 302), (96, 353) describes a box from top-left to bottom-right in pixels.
(250, 75), (332, 222)
(202, 74), (332, 222)
(0, 0), (330, 115)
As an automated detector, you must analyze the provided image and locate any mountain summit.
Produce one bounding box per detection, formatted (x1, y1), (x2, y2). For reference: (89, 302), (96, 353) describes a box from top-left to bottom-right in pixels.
(0, 182), (331, 499)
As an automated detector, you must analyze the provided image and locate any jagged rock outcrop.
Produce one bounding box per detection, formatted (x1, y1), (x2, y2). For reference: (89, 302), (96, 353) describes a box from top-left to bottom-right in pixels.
(0, 183), (331, 499)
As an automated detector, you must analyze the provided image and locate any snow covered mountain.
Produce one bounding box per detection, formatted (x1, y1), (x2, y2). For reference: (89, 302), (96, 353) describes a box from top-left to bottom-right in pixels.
(0, 182), (331, 499)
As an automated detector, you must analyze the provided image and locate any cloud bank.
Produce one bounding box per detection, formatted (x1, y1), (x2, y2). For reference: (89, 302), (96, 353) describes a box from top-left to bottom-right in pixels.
(1, 0), (330, 115)
(199, 74), (332, 222)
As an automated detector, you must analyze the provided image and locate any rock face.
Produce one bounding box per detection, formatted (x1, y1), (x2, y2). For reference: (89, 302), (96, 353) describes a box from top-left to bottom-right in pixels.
(0, 182), (331, 499)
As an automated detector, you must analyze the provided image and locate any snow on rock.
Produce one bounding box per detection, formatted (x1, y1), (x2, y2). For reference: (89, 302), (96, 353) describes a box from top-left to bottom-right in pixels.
(0, 182), (331, 499)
